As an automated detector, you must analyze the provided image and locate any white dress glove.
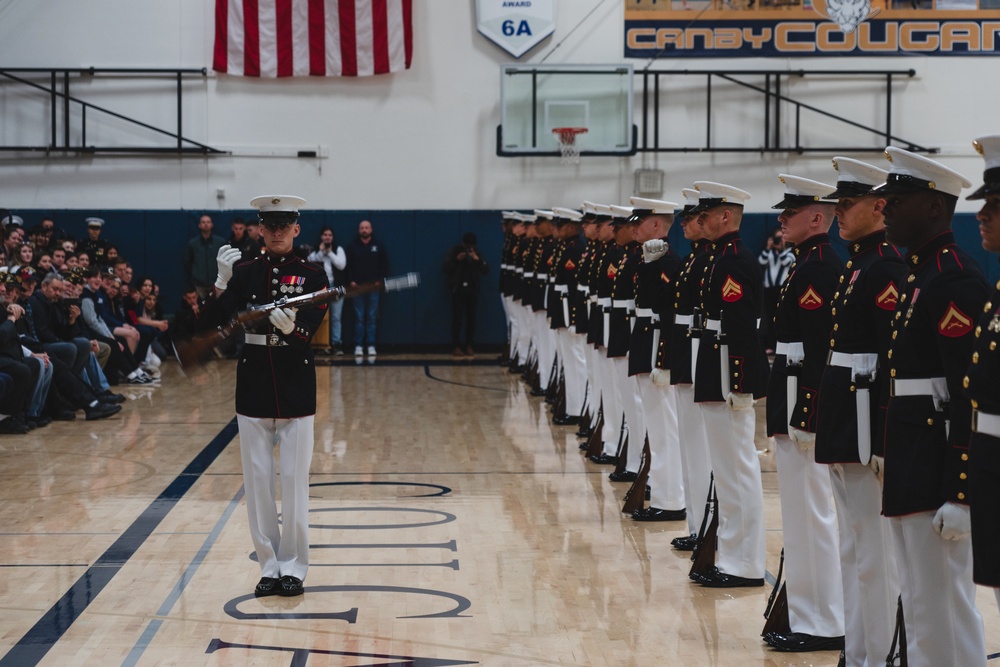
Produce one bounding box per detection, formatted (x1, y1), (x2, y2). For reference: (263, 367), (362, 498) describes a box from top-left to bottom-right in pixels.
(214, 245), (243, 290)
(788, 426), (817, 450)
(650, 368), (671, 386)
(642, 239), (668, 264)
(726, 392), (754, 410)
(268, 307), (296, 335)
(869, 454), (885, 483)
(933, 502), (971, 541)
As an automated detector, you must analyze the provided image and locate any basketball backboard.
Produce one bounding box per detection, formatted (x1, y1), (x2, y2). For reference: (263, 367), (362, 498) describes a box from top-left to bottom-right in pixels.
(497, 64), (636, 157)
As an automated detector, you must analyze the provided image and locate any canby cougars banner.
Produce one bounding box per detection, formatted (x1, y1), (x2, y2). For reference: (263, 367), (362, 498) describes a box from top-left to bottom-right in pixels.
(624, 0), (1000, 57)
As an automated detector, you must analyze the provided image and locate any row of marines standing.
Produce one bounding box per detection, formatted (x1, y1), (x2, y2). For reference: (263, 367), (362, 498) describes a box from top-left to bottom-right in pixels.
(496, 141), (1000, 667)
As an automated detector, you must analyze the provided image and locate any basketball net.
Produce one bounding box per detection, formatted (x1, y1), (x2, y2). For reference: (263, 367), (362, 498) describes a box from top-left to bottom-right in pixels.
(553, 127), (587, 165)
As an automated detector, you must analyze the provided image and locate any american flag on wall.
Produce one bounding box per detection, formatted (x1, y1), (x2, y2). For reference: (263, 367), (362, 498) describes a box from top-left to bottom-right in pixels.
(213, 0), (413, 77)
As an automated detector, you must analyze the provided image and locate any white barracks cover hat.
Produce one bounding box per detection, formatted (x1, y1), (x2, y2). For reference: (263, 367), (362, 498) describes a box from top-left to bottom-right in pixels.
(691, 181), (751, 213)
(609, 205), (634, 225)
(629, 196), (680, 216)
(681, 188), (701, 215)
(875, 147), (971, 199)
(772, 174), (837, 209)
(250, 194), (305, 214)
(968, 135), (1000, 200)
(593, 204), (614, 220)
(552, 207), (583, 222)
(829, 157), (889, 198)
(533, 209), (554, 220)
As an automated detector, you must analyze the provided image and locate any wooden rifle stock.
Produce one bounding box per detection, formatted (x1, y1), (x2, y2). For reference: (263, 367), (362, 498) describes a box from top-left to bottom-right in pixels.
(611, 420), (629, 477)
(761, 548), (790, 636)
(621, 435), (651, 514)
(689, 475), (719, 579)
(585, 407), (605, 457)
(552, 368), (567, 419)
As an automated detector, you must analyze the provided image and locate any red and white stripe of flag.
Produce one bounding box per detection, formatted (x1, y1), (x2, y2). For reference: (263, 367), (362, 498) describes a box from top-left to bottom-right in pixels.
(213, 0), (413, 77)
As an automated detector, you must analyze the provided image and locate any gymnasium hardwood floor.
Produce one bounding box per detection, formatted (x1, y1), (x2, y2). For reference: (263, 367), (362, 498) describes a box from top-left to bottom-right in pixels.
(1, 355), (997, 666)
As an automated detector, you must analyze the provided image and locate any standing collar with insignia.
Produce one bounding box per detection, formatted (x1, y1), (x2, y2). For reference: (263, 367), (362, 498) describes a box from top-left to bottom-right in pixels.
(847, 229), (888, 257)
(265, 252), (295, 264)
(790, 232), (831, 258)
(711, 231), (741, 250)
(904, 230), (956, 268)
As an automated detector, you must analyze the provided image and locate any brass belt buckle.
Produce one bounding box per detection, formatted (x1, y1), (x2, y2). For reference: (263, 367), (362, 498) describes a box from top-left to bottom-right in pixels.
(268, 334), (280, 346)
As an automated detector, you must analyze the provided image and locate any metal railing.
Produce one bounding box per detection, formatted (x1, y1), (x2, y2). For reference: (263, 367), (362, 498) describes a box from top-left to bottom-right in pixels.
(0, 67), (227, 155)
(637, 68), (933, 154)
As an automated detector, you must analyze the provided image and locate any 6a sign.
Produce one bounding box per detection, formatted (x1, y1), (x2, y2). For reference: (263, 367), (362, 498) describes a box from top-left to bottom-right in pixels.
(477, 0), (556, 59)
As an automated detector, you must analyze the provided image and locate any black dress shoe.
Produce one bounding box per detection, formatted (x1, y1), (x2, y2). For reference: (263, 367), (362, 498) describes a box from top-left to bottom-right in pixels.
(575, 426), (592, 438)
(27, 416), (52, 429)
(766, 632), (845, 652)
(101, 391), (127, 404)
(85, 403), (122, 421)
(632, 507), (687, 522)
(608, 470), (638, 482)
(672, 533), (698, 551)
(278, 575), (304, 596)
(552, 415), (580, 426)
(53, 409), (77, 421)
(508, 364), (523, 374)
(689, 569), (712, 584)
(0, 417), (30, 434)
(530, 387), (546, 397)
(254, 576), (280, 597)
(588, 453), (617, 465)
(698, 568), (764, 588)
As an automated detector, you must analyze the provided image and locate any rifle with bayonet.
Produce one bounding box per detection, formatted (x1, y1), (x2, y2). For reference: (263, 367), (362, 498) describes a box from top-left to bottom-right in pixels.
(174, 272), (419, 370)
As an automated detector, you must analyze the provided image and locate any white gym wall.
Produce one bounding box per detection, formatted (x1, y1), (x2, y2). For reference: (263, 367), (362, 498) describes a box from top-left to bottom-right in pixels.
(0, 0), (995, 213)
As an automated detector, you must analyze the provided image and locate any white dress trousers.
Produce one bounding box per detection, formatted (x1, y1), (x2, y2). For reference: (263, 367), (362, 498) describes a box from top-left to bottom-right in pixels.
(614, 357), (644, 473)
(831, 462), (900, 667)
(675, 384), (713, 537)
(560, 330), (588, 418)
(598, 354), (625, 457)
(700, 401), (766, 579)
(888, 512), (987, 667)
(639, 376), (685, 512)
(237, 414), (315, 582)
(534, 311), (556, 391)
(773, 434), (845, 637)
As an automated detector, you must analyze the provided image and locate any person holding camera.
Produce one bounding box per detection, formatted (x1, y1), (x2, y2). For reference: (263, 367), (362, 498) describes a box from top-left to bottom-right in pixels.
(443, 232), (488, 357)
(307, 226), (347, 354)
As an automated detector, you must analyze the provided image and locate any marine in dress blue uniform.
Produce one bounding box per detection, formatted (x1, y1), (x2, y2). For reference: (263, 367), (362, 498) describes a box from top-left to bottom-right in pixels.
(964, 134), (1000, 614)
(815, 157), (907, 667)
(877, 148), (988, 667)
(549, 208), (587, 426)
(205, 195), (328, 598)
(589, 206), (627, 464)
(626, 197), (687, 523)
(689, 181), (769, 588)
(665, 189), (715, 548)
(761, 174), (846, 653)
(606, 205), (644, 480)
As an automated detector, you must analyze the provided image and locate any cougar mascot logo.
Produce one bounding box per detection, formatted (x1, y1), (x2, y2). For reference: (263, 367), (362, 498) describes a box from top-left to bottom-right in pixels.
(813, 0), (880, 33)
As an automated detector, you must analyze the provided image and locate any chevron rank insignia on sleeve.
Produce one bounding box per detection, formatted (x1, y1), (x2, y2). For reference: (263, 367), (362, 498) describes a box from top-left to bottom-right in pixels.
(938, 301), (973, 337)
(721, 276), (743, 302)
(875, 282), (898, 311)
(799, 285), (824, 310)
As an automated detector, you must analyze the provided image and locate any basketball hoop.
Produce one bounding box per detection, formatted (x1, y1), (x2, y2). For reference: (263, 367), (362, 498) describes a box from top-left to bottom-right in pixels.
(552, 127), (588, 165)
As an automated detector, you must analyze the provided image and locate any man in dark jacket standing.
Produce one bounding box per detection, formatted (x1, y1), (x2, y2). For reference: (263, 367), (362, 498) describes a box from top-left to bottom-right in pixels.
(183, 214), (226, 299)
(346, 220), (389, 357)
(443, 232), (488, 356)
